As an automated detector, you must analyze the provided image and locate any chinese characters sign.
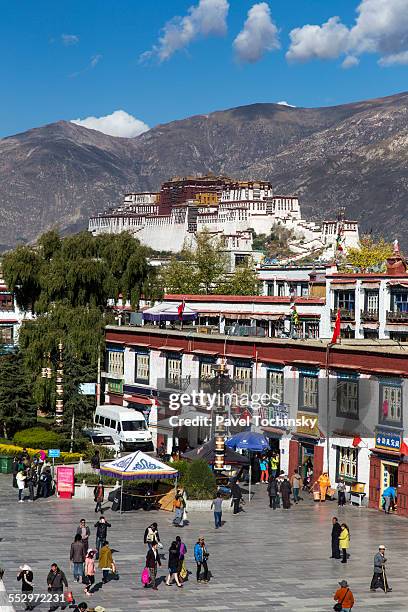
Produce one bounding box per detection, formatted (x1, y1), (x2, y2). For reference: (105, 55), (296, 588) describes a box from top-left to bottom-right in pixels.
(375, 428), (401, 453)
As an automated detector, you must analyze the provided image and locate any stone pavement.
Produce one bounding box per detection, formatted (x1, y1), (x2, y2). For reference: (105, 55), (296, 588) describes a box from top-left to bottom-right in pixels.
(1, 475), (408, 611)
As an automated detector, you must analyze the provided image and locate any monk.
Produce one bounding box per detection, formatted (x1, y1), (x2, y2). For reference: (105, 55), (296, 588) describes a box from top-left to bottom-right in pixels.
(317, 472), (331, 502)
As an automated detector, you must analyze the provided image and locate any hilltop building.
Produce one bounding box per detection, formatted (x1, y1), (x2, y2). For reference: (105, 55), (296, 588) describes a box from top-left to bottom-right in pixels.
(88, 175), (359, 262)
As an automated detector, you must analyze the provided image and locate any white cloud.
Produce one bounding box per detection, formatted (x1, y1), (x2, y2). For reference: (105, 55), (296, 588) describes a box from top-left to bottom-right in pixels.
(276, 101), (296, 107)
(142, 0), (229, 62)
(90, 54), (102, 68)
(342, 55), (359, 69)
(233, 2), (280, 63)
(287, 16), (349, 62)
(71, 110), (149, 138)
(62, 34), (79, 46)
(286, 0), (408, 67)
(69, 54), (103, 78)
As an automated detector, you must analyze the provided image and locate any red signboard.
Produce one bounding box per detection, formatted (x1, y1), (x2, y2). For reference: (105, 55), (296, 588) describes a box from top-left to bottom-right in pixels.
(56, 466), (75, 499)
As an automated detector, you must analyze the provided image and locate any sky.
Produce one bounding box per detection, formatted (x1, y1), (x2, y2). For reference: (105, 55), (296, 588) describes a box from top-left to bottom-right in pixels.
(1, 0), (408, 138)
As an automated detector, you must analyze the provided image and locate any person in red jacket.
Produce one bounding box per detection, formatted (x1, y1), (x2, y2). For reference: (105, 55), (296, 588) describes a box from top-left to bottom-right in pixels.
(333, 580), (354, 611)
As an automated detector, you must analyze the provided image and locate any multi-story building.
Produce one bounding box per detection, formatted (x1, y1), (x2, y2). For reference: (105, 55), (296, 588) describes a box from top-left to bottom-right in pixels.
(322, 242), (408, 341)
(88, 175), (359, 261)
(103, 323), (408, 516)
(0, 271), (30, 350)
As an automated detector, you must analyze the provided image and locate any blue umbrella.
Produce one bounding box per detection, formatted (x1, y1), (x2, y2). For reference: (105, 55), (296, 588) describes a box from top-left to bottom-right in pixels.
(226, 431), (269, 452)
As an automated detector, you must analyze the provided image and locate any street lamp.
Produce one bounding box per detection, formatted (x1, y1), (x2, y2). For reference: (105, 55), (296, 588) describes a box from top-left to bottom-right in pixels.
(210, 360), (233, 471)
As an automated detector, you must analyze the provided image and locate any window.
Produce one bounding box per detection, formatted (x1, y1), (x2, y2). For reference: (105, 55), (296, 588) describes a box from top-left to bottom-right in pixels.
(0, 294), (13, 311)
(135, 351), (149, 383)
(266, 282), (274, 296)
(122, 420), (147, 431)
(391, 290), (408, 312)
(379, 381), (402, 426)
(300, 283), (309, 297)
(298, 372), (318, 412)
(336, 376), (359, 419)
(334, 290), (355, 312)
(336, 446), (358, 482)
(166, 355), (182, 389)
(99, 416), (105, 426)
(110, 420), (117, 430)
(277, 282), (285, 297)
(199, 359), (215, 391)
(0, 325), (13, 344)
(234, 363), (252, 396)
(107, 379), (123, 394)
(267, 369), (284, 404)
(305, 321), (319, 339)
(107, 349), (124, 376)
(365, 290), (379, 313)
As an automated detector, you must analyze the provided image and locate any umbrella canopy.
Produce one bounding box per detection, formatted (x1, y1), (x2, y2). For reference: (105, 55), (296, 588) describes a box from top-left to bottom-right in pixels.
(182, 439), (250, 466)
(226, 431), (270, 452)
(142, 302), (197, 322)
(100, 450), (178, 480)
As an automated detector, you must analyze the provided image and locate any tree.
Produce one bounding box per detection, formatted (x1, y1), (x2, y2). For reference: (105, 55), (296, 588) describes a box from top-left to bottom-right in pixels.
(0, 351), (36, 438)
(2, 246), (43, 313)
(161, 230), (229, 294)
(343, 237), (394, 272)
(218, 260), (261, 296)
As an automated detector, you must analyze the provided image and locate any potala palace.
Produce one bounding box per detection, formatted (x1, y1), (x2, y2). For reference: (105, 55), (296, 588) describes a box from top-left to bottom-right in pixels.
(88, 175), (359, 262)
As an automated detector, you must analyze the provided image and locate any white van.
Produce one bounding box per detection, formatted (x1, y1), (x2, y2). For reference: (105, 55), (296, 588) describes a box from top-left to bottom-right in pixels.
(93, 405), (154, 452)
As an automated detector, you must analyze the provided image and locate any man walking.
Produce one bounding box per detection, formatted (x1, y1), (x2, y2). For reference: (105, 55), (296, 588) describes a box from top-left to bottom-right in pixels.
(337, 477), (347, 507)
(211, 491), (223, 528)
(94, 517), (111, 559)
(333, 579), (354, 611)
(331, 517), (342, 559)
(70, 534), (85, 582)
(93, 480), (104, 513)
(370, 545), (392, 592)
(46, 563), (68, 612)
(290, 469), (302, 504)
(267, 476), (279, 509)
(280, 476), (291, 509)
(145, 541), (161, 590)
(230, 481), (242, 514)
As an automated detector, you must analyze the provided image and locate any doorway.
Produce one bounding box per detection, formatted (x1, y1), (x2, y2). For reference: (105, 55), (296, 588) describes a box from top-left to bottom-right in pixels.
(379, 460), (398, 509)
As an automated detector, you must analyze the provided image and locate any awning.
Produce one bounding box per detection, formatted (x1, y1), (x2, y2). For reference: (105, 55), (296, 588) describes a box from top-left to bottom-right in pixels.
(224, 313), (252, 320)
(361, 282), (380, 289)
(262, 426), (286, 438)
(157, 345), (184, 352)
(387, 281), (408, 288)
(0, 319), (18, 324)
(191, 349), (219, 356)
(124, 395), (154, 405)
(125, 342), (151, 348)
(250, 314), (285, 321)
(331, 282), (356, 289)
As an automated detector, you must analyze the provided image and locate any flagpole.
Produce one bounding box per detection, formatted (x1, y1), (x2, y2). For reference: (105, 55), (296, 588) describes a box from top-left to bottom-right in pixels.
(325, 342), (331, 476)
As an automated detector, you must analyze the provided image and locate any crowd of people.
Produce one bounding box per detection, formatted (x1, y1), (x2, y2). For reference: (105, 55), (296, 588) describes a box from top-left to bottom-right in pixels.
(12, 448), (54, 503)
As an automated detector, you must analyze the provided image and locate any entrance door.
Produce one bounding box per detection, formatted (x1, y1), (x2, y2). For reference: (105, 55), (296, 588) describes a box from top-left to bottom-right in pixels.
(397, 462), (408, 517)
(380, 460), (398, 509)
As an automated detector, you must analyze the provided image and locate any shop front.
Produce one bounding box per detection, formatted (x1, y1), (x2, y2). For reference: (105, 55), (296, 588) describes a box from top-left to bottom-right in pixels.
(368, 428), (408, 517)
(288, 412), (324, 483)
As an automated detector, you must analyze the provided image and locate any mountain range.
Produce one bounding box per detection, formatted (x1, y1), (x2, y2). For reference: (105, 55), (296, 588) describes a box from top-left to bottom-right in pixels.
(1, 91), (408, 250)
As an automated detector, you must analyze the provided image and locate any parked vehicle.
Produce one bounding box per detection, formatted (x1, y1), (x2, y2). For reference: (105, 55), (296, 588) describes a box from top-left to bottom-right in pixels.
(93, 405), (154, 452)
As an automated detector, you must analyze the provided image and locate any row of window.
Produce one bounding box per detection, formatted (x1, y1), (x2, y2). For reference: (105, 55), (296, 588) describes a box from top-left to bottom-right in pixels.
(334, 289), (408, 313)
(105, 348), (402, 425)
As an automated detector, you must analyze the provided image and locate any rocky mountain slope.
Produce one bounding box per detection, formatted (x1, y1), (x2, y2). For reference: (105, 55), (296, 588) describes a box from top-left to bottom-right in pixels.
(0, 91), (407, 248)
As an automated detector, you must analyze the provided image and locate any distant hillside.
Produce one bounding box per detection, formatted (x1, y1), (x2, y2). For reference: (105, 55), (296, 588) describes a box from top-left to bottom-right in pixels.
(0, 91), (408, 248)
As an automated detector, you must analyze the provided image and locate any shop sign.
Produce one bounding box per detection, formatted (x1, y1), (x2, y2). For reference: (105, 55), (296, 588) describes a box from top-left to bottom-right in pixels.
(296, 411), (319, 437)
(375, 428), (401, 453)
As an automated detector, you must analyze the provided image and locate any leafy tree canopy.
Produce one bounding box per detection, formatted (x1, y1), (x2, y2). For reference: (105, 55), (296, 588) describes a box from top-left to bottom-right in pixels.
(342, 236), (394, 272)
(0, 351), (37, 438)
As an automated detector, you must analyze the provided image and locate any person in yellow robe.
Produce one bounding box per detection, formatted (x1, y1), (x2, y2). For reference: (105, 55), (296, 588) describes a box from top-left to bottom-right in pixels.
(317, 472), (331, 502)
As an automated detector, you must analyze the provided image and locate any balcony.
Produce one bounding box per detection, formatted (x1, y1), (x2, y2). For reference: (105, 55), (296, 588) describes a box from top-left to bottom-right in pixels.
(361, 309), (379, 322)
(386, 310), (408, 323)
(331, 308), (355, 321)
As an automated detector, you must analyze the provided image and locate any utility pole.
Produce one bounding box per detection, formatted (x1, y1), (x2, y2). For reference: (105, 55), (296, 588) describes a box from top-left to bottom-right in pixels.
(55, 341), (64, 426)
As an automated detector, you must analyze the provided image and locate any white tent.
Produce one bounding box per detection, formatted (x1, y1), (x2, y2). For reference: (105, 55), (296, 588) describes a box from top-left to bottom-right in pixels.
(142, 302), (197, 322)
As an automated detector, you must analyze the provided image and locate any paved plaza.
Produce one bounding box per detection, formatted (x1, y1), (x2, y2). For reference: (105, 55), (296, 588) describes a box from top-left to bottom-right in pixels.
(1, 475), (408, 611)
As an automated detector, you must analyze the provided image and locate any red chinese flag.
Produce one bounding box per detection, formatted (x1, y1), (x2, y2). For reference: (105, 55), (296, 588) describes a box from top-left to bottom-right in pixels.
(400, 441), (408, 455)
(352, 436), (362, 447)
(331, 308), (341, 344)
(177, 300), (185, 320)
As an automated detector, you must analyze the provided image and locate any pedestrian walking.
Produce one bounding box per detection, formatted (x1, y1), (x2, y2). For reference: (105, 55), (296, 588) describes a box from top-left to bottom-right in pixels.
(145, 541), (161, 590)
(166, 541), (183, 587)
(90, 450), (100, 474)
(38, 467), (52, 498)
(317, 472), (331, 502)
(370, 545), (392, 592)
(330, 517), (342, 559)
(339, 523), (350, 564)
(290, 469), (302, 504)
(98, 541), (114, 584)
(333, 579), (354, 611)
(173, 489), (185, 527)
(211, 491), (223, 528)
(83, 549), (96, 595)
(17, 564), (34, 611)
(259, 457), (269, 482)
(94, 517), (111, 559)
(70, 534), (85, 582)
(76, 519), (91, 554)
(176, 535), (187, 582)
(337, 477), (347, 506)
(194, 537), (209, 583)
(93, 480), (104, 513)
(280, 476), (292, 509)
(16, 470), (26, 502)
(144, 522), (161, 550)
(46, 563), (68, 612)
(267, 476), (279, 509)
(230, 481), (243, 514)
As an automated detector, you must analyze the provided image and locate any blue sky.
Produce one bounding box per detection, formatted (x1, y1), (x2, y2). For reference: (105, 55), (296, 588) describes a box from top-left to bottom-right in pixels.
(1, 0), (407, 138)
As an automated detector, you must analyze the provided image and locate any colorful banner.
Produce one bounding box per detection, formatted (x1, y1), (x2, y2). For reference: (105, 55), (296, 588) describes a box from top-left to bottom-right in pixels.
(56, 466), (75, 498)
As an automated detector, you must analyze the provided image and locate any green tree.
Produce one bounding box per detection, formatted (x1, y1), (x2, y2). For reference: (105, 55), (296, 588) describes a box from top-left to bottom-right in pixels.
(2, 246), (43, 313)
(218, 260), (261, 295)
(343, 237), (394, 272)
(0, 351), (36, 438)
